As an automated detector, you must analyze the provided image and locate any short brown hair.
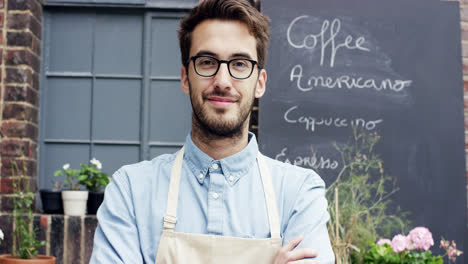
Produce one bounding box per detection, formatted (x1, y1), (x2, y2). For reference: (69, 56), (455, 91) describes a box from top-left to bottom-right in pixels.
(178, 0), (270, 69)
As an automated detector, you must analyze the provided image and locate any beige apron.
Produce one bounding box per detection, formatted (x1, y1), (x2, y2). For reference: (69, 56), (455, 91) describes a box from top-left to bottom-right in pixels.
(155, 146), (282, 264)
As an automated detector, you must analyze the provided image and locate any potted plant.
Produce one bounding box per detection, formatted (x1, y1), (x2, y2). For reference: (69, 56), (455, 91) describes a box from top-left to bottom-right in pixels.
(0, 160), (56, 263)
(54, 163), (88, 216)
(39, 180), (63, 214)
(78, 158), (110, 214)
(364, 226), (464, 263)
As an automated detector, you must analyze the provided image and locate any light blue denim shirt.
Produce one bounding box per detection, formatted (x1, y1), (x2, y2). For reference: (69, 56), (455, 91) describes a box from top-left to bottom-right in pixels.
(90, 133), (335, 263)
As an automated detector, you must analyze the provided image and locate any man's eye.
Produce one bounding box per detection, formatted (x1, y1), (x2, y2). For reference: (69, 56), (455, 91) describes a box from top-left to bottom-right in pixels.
(197, 58), (216, 66)
(232, 60), (249, 69)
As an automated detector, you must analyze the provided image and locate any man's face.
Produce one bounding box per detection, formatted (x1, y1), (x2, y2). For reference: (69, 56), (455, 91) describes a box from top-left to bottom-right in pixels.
(181, 19), (267, 137)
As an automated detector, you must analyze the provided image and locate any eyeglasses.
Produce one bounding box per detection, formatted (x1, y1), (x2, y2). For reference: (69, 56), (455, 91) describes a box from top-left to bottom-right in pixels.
(186, 55), (259, 80)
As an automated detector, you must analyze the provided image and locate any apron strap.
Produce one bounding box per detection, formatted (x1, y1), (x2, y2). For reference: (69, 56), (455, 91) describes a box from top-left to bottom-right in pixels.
(163, 146), (185, 230)
(163, 146), (281, 239)
(257, 153), (281, 239)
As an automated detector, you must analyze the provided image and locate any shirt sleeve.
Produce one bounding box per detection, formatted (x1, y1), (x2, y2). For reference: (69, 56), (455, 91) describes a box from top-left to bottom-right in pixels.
(282, 172), (335, 264)
(90, 169), (144, 264)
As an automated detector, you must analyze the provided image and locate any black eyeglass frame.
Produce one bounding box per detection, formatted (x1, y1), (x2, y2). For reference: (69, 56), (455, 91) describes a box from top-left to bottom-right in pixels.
(186, 55), (260, 80)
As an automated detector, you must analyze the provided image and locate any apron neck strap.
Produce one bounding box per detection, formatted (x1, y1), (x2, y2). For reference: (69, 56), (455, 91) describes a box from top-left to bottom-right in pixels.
(163, 146), (281, 239)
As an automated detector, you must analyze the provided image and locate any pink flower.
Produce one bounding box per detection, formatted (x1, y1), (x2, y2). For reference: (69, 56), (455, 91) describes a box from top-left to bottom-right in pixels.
(377, 238), (392, 246)
(408, 227), (434, 251)
(391, 234), (411, 253)
(440, 239), (450, 249)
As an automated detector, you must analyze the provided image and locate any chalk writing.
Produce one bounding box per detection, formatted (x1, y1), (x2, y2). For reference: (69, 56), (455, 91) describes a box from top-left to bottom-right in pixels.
(284, 105), (383, 132)
(287, 17), (370, 67)
(290, 64), (412, 92)
(275, 147), (339, 170)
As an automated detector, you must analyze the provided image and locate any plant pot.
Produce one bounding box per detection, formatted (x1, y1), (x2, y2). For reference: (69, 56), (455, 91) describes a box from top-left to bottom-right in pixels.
(61, 190), (88, 216)
(87, 191), (104, 215)
(39, 189), (63, 214)
(0, 254), (56, 264)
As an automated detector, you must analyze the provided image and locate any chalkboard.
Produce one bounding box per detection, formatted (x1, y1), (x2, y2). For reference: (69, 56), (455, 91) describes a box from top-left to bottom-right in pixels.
(259, 0), (467, 260)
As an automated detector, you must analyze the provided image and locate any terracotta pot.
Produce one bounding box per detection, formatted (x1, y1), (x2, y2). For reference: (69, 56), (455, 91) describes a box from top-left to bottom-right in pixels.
(0, 254), (56, 264)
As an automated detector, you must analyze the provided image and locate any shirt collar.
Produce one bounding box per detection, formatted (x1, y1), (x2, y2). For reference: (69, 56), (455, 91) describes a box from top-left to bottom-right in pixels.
(183, 132), (259, 186)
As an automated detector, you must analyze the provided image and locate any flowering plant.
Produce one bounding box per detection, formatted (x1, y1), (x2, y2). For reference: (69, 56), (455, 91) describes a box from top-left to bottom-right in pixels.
(364, 227), (463, 264)
(78, 158), (109, 192)
(54, 163), (81, 190)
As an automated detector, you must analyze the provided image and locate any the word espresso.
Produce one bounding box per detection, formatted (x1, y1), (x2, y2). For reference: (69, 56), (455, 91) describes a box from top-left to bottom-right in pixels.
(284, 105), (383, 132)
(275, 147), (339, 170)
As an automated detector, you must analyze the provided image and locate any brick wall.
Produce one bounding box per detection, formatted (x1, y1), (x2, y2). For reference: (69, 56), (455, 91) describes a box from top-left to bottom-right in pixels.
(0, 0), (466, 263)
(0, 0), (42, 206)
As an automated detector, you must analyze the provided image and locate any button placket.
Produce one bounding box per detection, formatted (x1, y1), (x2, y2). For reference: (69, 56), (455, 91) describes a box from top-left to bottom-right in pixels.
(206, 170), (225, 234)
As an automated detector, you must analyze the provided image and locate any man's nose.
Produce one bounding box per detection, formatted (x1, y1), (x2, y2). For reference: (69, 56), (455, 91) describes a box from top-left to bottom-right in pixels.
(213, 63), (232, 89)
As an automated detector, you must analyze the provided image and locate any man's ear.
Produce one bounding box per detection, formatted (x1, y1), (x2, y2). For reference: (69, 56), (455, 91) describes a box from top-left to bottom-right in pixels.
(181, 65), (190, 95)
(255, 69), (267, 98)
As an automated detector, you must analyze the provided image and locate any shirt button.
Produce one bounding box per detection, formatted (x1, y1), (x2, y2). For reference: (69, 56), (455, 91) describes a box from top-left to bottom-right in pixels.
(229, 176), (235, 182)
(211, 193), (219, 199)
(198, 174), (204, 180)
(212, 163), (219, 170)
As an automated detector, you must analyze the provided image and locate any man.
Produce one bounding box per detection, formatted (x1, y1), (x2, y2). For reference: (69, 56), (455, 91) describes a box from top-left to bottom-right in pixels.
(90, 0), (335, 263)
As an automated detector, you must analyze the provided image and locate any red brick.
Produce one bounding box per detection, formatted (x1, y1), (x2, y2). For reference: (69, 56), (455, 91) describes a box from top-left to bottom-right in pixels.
(84, 217), (98, 263)
(33, 72), (39, 89)
(33, 215), (48, 255)
(7, 13), (41, 39)
(1, 121), (38, 139)
(1, 157), (36, 177)
(462, 23), (468, 42)
(50, 215), (64, 261)
(0, 0), (3, 9)
(462, 5), (468, 22)
(0, 29), (3, 45)
(31, 36), (40, 57)
(0, 177), (35, 194)
(5, 67), (33, 85)
(464, 81), (468, 93)
(5, 49), (40, 72)
(463, 42), (468, 58)
(0, 13), (4, 27)
(66, 216), (83, 264)
(8, 0), (42, 21)
(2, 103), (38, 123)
(7, 31), (33, 48)
(0, 139), (31, 158)
(4, 85), (38, 105)
(0, 194), (36, 212)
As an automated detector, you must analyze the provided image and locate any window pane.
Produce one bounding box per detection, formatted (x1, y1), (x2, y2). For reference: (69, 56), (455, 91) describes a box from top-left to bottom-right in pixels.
(95, 13), (143, 75)
(45, 78), (92, 140)
(94, 145), (140, 176)
(48, 12), (93, 73)
(151, 17), (181, 77)
(93, 79), (141, 141)
(149, 81), (191, 142)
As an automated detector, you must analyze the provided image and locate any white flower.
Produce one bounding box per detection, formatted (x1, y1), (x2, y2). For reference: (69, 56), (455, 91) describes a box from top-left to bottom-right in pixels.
(90, 158), (102, 170)
(0, 228), (4, 240)
(63, 163), (70, 170)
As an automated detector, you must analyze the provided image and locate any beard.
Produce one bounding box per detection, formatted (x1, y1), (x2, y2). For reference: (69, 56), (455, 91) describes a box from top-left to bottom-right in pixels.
(189, 81), (256, 138)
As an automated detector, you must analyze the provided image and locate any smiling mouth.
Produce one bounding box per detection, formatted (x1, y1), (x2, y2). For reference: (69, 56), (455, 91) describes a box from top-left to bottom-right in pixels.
(206, 96), (237, 108)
